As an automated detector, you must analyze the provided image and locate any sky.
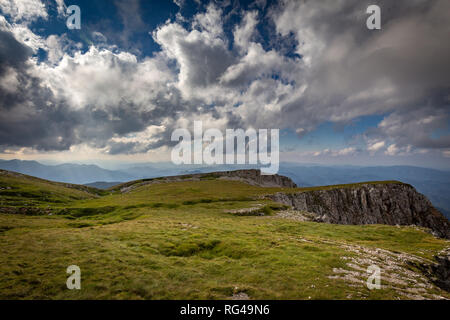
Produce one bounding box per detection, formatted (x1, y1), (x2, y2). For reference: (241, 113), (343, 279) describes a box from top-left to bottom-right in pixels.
(0, 0), (449, 169)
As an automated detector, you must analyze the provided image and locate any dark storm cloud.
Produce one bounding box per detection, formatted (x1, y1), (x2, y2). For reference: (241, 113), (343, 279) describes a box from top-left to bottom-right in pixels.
(0, 29), (81, 150)
(272, 0), (450, 149)
(0, 30), (32, 75)
(367, 87), (450, 149)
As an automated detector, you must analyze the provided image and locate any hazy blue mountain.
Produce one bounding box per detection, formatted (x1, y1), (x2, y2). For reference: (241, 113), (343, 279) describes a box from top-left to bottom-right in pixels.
(0, 159), (134, 184)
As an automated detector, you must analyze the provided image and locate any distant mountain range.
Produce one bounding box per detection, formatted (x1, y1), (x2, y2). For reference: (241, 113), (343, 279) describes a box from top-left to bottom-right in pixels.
(0, 159), (133, 185)
(0, 159), (449, 220)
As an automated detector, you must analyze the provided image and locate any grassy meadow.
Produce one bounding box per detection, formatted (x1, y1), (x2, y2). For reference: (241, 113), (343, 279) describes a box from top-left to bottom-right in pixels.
(0, 170), (448, 299)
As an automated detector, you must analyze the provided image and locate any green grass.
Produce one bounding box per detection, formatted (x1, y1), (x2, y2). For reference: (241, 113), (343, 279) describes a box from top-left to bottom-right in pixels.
(288, 180), (408, 193)
(0, 170), (102, 208)
(0, 173), (448, 300)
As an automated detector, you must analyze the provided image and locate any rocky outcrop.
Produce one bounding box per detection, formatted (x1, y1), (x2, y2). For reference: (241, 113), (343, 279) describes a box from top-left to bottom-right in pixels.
(0, 206), (54, 215)
(212, 169), (297, 188)
(415, 247), (450, 292)
(267, 182), (450, 239)
(430, 249), (450, 291)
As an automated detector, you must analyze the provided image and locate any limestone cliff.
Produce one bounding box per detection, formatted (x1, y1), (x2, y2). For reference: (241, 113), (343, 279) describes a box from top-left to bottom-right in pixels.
(212, 169), (297, 188)
(267, 182), (450, 239)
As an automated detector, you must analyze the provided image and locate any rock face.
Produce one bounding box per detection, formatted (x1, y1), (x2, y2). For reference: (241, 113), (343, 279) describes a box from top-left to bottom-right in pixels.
(212, 169), (297, 188)
(417, 247), (450, 292)
(267, 182), (450, 239)
(431, 250), (450, 291)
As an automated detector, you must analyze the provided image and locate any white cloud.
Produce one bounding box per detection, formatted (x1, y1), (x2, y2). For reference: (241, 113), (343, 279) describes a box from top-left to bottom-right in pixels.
(295, 128), (306, 138)
(55, 0), (66, 17)
(153, 6), (234, 101)
(310, 147), (358, 157)
(367, 141), (385, 152)
(385, 144), (399, 156)
(0, 0), (47, 24)
(233, 10), (258, 51)
(8, 22), (46, 51)
(336, 147), (357, 156)
(39, 46), (174, 110)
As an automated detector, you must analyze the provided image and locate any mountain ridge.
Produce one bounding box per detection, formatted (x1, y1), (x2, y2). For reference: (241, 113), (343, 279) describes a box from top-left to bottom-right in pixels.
(0, 159), (134, 184)
(0, 168), (448, 238)
(1, 159), (449, 220)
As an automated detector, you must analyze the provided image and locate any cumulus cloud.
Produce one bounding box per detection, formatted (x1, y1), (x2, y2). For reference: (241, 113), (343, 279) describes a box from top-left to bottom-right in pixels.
(0, 23), (184, 153)
(374, 106), (450, 149)
(272, 0), (450, 145)
(367, 141), (385, 153)
(295, 128), (306, 138)
(0, 0), (449, 161)
(54, 0), (66, 18)
(0, 28), (81, 151)
(0, 0), (47, 24)
(385, 144), (400, 156)
(154, 4), (235, 100)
